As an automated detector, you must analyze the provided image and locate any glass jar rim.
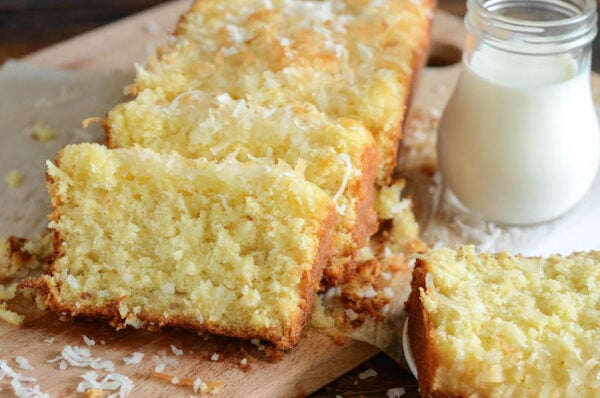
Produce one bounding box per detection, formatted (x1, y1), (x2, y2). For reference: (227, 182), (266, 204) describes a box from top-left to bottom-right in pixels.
(466, 0), (598, 54)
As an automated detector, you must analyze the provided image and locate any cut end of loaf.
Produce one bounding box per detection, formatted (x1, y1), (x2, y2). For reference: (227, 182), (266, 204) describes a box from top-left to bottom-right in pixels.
(407, 246), (600, 397)
(28, 143), (336, 349)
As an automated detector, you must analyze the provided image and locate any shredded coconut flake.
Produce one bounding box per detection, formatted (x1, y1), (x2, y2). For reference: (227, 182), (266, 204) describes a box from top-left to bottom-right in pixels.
(193, 378), (203, 393)
(0, 360), (36, 383)
(42, 338), (54, 344)
(170, 377), (180, 385)
(0, 360), (47, 398)
(331, 153), (352, 215)
(15, 356), (33, 371)
(425, 272), (434, 289)
(387, 387), (406, 398)
(77, 370), (133, 398)
(383, 287), (394, 298)
(151, 349), (179, 370)
(162, 282), (175, 295)
(357, 285), (377, 299)
(345, 308), (359, 321)
(154, 363), (166, 373)
(391, 199), (411, 214)
(240, 358), (248, 366)
(170, 345), (184, 357)
(358, 368), (378, 380)
(83, 335), (96, 346)
(47, 345), (114, 372)
(210, 353), (219, 361)
(167, 90), (206, 112)
(216, 92), (233, 105)
(10, 380), (48, 398)
(123, 352), (144, 365)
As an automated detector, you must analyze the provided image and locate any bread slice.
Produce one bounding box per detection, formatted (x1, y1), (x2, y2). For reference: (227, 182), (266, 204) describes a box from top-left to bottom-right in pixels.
(406, 246), (600, 397)
(26, 143), (336, 349)
(122, 0), (433, 184)
(107, 91), (379, 283)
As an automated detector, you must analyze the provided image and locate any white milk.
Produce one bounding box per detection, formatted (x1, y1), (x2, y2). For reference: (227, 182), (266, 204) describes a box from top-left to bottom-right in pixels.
(437, 47), (600, 225)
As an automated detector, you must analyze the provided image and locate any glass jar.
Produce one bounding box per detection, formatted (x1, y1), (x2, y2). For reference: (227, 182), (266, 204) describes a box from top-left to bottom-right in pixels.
(437, 0), (599, 225)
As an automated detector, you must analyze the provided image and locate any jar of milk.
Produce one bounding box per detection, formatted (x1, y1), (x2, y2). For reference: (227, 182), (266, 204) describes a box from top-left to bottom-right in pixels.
(437, 0), (599, 225)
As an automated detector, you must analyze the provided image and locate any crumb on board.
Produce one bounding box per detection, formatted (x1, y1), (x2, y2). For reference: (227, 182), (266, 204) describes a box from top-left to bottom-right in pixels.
(84, 389), (106, 398)
(82, 117), (105, 129)
(0, 359), (47, 396)
(15, 355), (34, 371)
(0, 233), (53, 282)
(358, 368), (378, 380)
(170, 344), (184, 356)
(123, 352), (144, 365)
(0, 302), (24, 326)
(77, 370), (133, 397)
(386, 387), (407, 398)
(30, 119), (56, 142)
(4, 170), (23, 188)
(83, 335), (96, 346)
(152, 370), (223, 395)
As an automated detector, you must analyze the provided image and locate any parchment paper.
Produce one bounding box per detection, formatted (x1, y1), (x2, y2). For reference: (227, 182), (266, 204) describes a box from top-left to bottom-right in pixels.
(0, 60), (133, 237)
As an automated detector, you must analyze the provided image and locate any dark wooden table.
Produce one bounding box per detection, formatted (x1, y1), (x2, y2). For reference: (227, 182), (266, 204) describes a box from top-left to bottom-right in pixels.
(1, 1), (598, 397)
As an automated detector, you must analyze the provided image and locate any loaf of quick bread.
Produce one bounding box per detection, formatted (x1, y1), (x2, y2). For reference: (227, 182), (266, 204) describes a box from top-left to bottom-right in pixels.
(111, 0), (433, 184)
(26, 143), (336, 349)
(26, 0), (434, 349)
(406, 246), (600, 398)
(107, 91), (379, 283)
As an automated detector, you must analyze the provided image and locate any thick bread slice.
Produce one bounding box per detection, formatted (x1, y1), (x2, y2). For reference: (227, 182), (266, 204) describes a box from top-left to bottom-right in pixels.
(25, 143), (336, 349)
(107, 92), (379, 284)
(406, 246), (600, 398)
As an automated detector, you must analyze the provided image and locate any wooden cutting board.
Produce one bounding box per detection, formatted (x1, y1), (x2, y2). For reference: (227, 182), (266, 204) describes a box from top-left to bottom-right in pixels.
(7, 1), (598, 397)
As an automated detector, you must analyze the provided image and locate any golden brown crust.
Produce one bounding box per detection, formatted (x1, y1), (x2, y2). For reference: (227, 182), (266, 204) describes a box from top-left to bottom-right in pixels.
(383, 0), (435, 185)
(407, 0), (436, 109)
(322, 140), (380, 285)
(290, 205), (338, 346)
(406, 258), (439, 398)
(21, 258), (324, 351)
(351, 142), (381, 250)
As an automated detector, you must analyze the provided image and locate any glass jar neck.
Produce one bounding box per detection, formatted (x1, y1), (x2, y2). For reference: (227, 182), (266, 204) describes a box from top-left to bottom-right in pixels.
(465, 0), (598, 55)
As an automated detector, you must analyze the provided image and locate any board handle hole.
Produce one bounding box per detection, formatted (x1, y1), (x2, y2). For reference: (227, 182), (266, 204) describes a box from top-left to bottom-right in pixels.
(427, 43), (462, 67)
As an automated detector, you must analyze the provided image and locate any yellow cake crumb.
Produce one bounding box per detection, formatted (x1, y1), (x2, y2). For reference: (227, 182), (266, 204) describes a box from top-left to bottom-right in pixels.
(5, 170), (23, 188)
(31, 119), (55, 142)
(0, 302), (24, 326)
